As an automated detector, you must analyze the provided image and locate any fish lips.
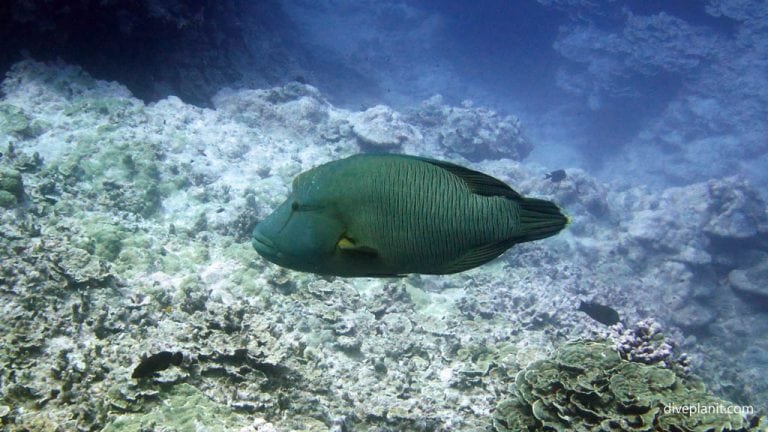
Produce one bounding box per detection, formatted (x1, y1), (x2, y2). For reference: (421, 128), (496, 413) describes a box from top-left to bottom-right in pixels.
(252, 229), (282, 261)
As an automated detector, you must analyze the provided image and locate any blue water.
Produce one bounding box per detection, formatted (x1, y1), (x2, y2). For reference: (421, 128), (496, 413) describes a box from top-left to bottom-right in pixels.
(283, 0), (768, 190)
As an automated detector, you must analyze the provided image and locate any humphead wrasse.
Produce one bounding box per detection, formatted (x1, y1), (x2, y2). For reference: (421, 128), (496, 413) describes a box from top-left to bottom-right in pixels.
(252, 154), (568, 277)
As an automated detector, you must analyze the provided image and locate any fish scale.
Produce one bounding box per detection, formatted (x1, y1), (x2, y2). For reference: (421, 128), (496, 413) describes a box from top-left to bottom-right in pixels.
(362, 160), (513, 272)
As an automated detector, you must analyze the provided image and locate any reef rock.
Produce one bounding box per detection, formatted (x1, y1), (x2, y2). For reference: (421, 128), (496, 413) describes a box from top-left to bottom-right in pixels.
(729, 257), (768, 301)
(213, 83), (332, 136)
(0, 167), (23, 207)
(407, 95), (531, 161)
(703, 176), (768, 238)
(0, 104), (45, 138)
(349, 105), (421, 149)
(618, 176), (767, 266)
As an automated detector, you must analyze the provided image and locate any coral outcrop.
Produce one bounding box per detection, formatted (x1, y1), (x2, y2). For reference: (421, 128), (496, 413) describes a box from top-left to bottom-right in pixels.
(615, 319), (676, 366)
(0, 166), (23, 207)
(617, 176), (768, 267)
(493, 340), (755, 432)
(349, 105), (422, 149)
(406, 95), (531, 161)
(729, 256), (768, 302)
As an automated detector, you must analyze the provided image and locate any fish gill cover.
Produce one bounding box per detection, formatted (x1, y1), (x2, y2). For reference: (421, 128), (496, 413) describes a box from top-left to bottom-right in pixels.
(0, 1), (767, 431)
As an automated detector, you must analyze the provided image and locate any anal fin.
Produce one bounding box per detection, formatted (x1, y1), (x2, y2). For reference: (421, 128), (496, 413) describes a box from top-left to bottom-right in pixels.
(438, 239), (515, 274)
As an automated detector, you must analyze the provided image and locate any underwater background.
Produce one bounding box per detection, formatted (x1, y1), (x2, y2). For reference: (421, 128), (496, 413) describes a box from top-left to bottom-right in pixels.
(0, 1), (766, 431)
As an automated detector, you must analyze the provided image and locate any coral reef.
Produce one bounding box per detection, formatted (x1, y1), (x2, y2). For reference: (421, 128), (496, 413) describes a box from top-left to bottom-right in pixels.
(615, 319), (673, 364)
(493, 340), (755, 432)
(406, 95), (531, 161)
(613, 319), (692, 375)
(349, 105), (422, 149)
(616, 176), (768, 267)
(565, 0), (768, 189)
(1, 59), (767, 431)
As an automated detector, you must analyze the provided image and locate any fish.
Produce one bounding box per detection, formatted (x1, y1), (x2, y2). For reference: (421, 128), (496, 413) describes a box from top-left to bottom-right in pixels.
(577, 301), (620, 326)
(252, 154), (569, 277)
(131, 351), (183, 379)
(545, 169), (566, 183)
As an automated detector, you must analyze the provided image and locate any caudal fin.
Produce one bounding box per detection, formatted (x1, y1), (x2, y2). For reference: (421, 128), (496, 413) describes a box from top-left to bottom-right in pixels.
(515, 198), (569, 243)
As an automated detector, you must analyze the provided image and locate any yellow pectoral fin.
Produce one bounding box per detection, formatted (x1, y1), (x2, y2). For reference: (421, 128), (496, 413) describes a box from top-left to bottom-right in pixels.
(337, 236), (379, 258)
(337, 237), (356, 250)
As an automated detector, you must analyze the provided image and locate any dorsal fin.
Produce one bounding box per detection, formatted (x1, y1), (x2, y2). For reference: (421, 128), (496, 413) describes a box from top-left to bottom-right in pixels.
(413, 156), (522, 200)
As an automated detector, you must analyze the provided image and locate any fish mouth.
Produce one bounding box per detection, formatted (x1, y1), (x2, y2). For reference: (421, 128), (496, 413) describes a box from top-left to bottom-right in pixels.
(252, 230), (279, 257)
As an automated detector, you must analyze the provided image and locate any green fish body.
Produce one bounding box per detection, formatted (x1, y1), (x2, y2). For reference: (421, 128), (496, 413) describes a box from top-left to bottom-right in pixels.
(252, 154), (567, 277)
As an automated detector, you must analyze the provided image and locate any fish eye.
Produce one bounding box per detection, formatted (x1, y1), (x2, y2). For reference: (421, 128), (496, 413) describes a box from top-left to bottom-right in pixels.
(289, 201), (323, 212)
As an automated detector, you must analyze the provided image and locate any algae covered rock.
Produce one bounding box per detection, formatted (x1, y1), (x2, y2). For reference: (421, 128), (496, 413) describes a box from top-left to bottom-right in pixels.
(493, 340), (755, 432)
(0, 104), (30, 133)
(213, 83), (332, 135)
(49, 245), (116, 289)
(0, 167), (23, 207)
(0, 104), (45, 138)
(0, 167), (23, 195)
(78, 219), (129, 262)
(0, 190), (16, 208)
(103, 383), (249, 432)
